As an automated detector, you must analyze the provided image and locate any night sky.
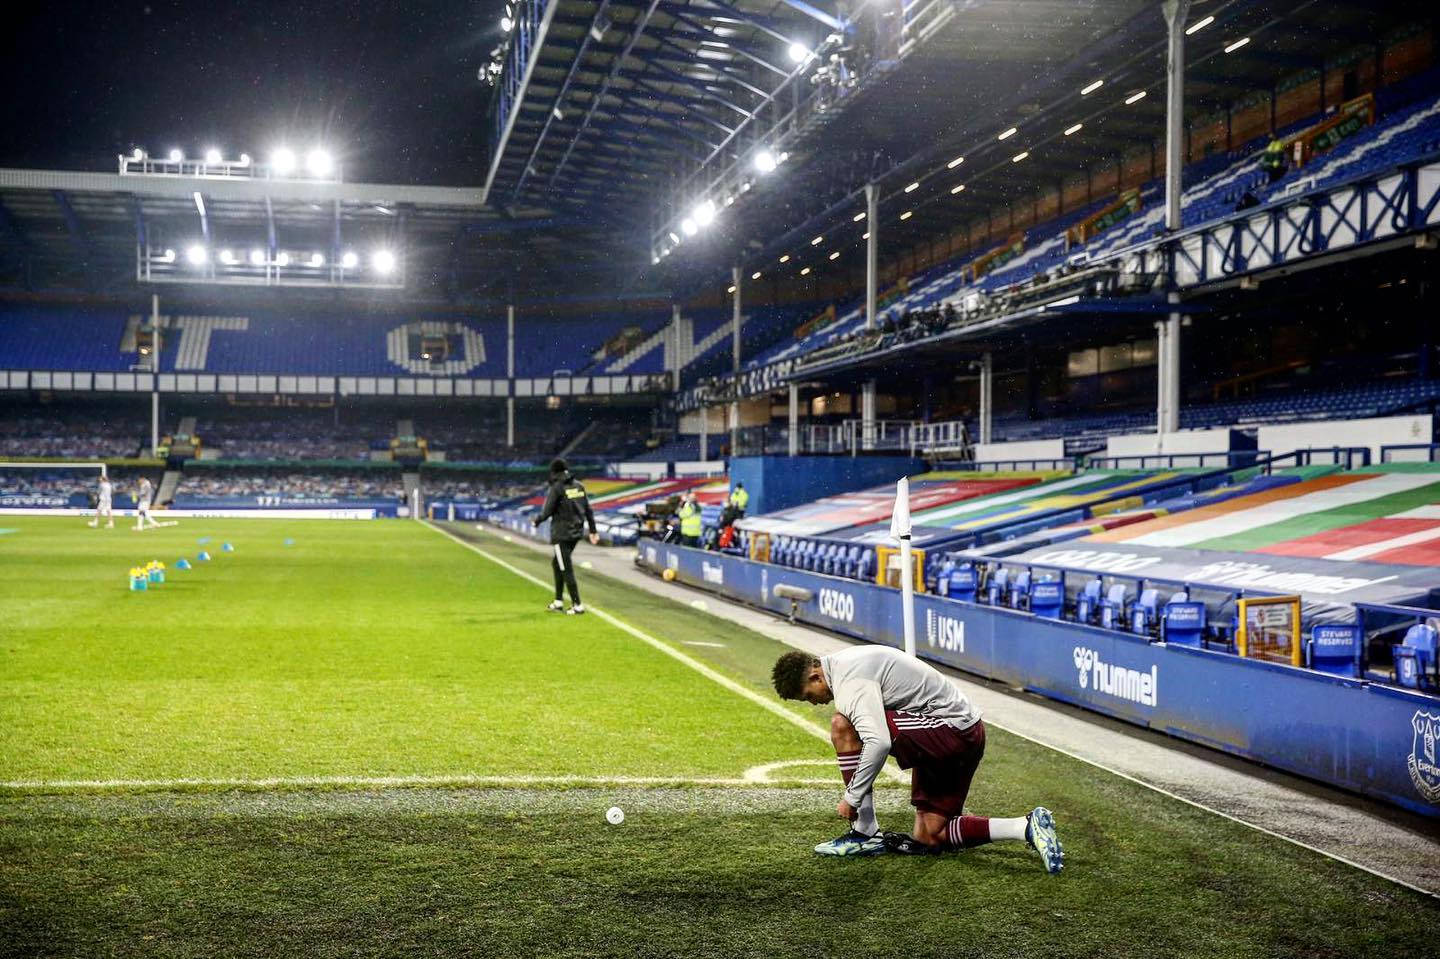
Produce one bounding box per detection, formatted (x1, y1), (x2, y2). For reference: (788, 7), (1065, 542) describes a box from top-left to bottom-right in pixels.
(2, 1), (506, 186)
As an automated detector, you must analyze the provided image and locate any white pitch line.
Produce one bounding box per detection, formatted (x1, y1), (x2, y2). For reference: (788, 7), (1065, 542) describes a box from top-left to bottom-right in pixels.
(683, 641), (727, 648)
(0, 773), (834, 792)
(423, 520), (831, 745)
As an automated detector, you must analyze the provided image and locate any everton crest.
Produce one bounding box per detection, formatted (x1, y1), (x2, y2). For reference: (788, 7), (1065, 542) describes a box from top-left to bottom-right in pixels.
(1408, 711), (1440, 803)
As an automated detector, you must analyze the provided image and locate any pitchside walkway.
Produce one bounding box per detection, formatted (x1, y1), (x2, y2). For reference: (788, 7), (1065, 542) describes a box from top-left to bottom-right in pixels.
(477, 524), (1440, 897)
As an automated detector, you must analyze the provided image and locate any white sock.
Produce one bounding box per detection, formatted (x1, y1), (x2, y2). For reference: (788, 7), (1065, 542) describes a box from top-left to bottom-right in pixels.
(989, 816), (1029, 842)
(854, 795), (878, 836)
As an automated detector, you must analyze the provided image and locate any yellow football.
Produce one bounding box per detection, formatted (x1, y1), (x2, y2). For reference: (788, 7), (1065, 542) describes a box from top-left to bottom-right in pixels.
(662, 568), (677, 582)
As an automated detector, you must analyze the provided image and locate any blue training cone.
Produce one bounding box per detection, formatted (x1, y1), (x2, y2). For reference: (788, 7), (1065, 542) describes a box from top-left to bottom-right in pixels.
(197, 550), (211, 562)
(176, 558), (192, 570)
(222, 542), (234, 552)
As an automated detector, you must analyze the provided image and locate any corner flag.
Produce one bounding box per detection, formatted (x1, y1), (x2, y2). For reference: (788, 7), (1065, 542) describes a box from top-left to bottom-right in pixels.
(890, 475), (912, 542)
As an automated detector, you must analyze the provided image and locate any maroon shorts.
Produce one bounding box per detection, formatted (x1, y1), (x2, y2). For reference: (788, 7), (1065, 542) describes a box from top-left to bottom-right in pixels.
(884, 712), (986, 818)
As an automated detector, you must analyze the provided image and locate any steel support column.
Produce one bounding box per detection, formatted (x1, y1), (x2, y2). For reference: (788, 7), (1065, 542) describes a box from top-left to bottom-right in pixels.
(788, 382), (799, 457)
(730, 265), (742, 457)
(150, 294), (161, 457)
(1161, 0), (1189, 436)
(506, 304), (516, 448)
(979, 353), (993, 447)
(865, 182), (878, 329)
(861, 380), (877, 452)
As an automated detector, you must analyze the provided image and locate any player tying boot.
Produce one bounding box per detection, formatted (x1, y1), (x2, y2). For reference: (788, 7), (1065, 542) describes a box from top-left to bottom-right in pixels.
(771, 645), (1063, 873)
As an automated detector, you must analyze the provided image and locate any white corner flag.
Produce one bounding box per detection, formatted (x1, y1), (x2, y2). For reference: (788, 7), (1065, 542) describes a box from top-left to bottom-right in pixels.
(891, 477), (917, 657)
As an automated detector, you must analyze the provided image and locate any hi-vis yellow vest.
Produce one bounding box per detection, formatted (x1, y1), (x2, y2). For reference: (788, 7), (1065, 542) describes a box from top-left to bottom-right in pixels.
(679, 501), (702, 536)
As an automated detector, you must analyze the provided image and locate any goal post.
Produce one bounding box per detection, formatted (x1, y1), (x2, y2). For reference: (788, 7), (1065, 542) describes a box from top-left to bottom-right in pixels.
(0, 461), (111, 513)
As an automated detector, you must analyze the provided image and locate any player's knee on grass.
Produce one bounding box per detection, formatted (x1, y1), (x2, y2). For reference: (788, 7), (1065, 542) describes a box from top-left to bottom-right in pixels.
(830, 712), (859, 751)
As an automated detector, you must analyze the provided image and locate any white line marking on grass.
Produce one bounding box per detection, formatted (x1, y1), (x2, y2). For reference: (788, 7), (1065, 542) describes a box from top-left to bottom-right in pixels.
(0, 774), (833, 793)
(423, 521), (831, 742)
(985, 721), (1440, 901)
(744, 760), (851, 784)
(683, 641), (727, 648)
(424, 521), (908, 784)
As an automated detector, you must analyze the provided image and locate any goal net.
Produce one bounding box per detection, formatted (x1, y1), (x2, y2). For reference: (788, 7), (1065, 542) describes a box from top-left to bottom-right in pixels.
(0, 462), (111, 513)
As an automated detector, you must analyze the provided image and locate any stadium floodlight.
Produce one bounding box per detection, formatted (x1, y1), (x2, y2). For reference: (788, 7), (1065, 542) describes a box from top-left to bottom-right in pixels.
(168, 148), (184, 162)
(723, 194), (734, 206)
(1012, 151), (1029, 163)
(238, 153), (251, 166)
(306, 149), (333, 177)
(799, 266), (811, 276)
(373, 249), (396, 274)
(204, 148), (222, 165)
(950, 183), (966, 194)
(161, 248), (176, 263)
(947, 155), (964, 169)
(787, 42), (809, 63)
(1081, 79), (1103, 95)
(904, 181), (919, 193)
(778, 254), (790, 263)
(853, 212), (866, 222)
(275, 251), (291, 267)
(751, 271), (761, 280)
(1064, 122), (1084, 136)
(997, 127), (1017, 141)
(811, 235), (824, 245)
(309, 252), (325, 268)
(727, 285), (736, 293)
(218, 249), (236, 265)
(680, 217), (698, 236)
(501, 15), (513, 32)
(899, 210), (913, 220)
(185, 244), (207, 265)
(272, 147), (297, 175)
(828, 251), (840, 260)
(1224, 36), (1250, 53)
(862, 232), (870, 239)
(131, 147), (146, 162)
(249, 248), (266, 266)
(667, 231), (680, 245)
(1185, 15), (1214, 35)
(341, 250), (359, 269)
(692, 199), (717, 227)
(1124, 90), (1147, 105)
(753, 149), (777, 173)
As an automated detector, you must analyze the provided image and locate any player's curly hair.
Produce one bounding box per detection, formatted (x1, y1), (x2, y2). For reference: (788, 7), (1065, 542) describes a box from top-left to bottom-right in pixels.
(771, 651), (819, 700)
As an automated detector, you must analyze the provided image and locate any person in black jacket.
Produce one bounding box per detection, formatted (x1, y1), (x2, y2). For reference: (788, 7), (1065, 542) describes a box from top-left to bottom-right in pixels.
(532, 458), (599, 614)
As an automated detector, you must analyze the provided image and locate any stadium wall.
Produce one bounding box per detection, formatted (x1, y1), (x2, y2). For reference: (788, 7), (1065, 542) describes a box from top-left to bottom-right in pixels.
(1257, 415), (1434, 462)
(636, 543), (1440, 819)
(728, 455), (924, 516)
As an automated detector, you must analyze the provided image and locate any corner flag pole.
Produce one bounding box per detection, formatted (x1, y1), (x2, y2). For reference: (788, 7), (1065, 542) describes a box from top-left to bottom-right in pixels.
(891, 476), (916, 657)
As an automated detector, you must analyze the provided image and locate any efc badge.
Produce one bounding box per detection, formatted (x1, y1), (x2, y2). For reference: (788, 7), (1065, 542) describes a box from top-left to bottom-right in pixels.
(1409, 711), (1440, 803)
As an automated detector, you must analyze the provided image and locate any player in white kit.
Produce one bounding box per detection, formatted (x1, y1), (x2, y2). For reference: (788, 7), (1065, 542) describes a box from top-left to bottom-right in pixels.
(133, 476), (163, 530)
(88, 474), (114, 528)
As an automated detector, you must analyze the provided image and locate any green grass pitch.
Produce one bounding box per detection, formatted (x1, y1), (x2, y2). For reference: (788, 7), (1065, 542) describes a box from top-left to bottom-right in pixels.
(1, 515), (1437, 958)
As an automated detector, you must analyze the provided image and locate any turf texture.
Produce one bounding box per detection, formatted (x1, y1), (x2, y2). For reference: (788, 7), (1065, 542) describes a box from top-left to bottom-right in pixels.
(2, 515), (1438, 958)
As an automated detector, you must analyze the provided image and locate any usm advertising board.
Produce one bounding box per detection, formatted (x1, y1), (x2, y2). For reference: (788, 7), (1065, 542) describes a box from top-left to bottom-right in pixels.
(636, 543), (1440, 819)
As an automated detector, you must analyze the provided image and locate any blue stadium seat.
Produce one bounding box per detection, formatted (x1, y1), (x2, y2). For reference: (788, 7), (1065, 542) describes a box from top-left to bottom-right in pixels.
(1009, 569), (1032, 610)
(1162, 599), (1206, 648)
(1131, 588), (1161, 636)
(1075, 577), (1104, 625)
(1393, 623), (1439, 690)
(986, 568), (1010, 606)
(1100, 584), (1130, 630)
(1308, 624), (1362, 678)
(947, 564), (978, 603)
(857, 548), (876, 582)
(1030, 578), (1064, 619)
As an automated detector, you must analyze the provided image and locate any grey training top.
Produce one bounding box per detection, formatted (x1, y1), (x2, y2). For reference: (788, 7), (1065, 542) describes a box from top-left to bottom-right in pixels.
(821, 645), (981, 807)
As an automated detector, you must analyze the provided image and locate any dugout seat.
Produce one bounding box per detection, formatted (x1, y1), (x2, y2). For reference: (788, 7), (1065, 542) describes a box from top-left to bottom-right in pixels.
(821, 543), (840, 575)
(986, 567), (1010, 606)
(1075, 577), (1104, 625)
(1009, 569), (1032, 610)
(1100, 584), (1130, 630)
(1030, 578), (1064, 619)
(1161, 597), (1206, 648)
(1393, 623), (1439, 690)
(948, 563), (978, 603)
(1131, 588), (1161, 636)
(843, 545), (862, 579)
(856, 548), (876, 582)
